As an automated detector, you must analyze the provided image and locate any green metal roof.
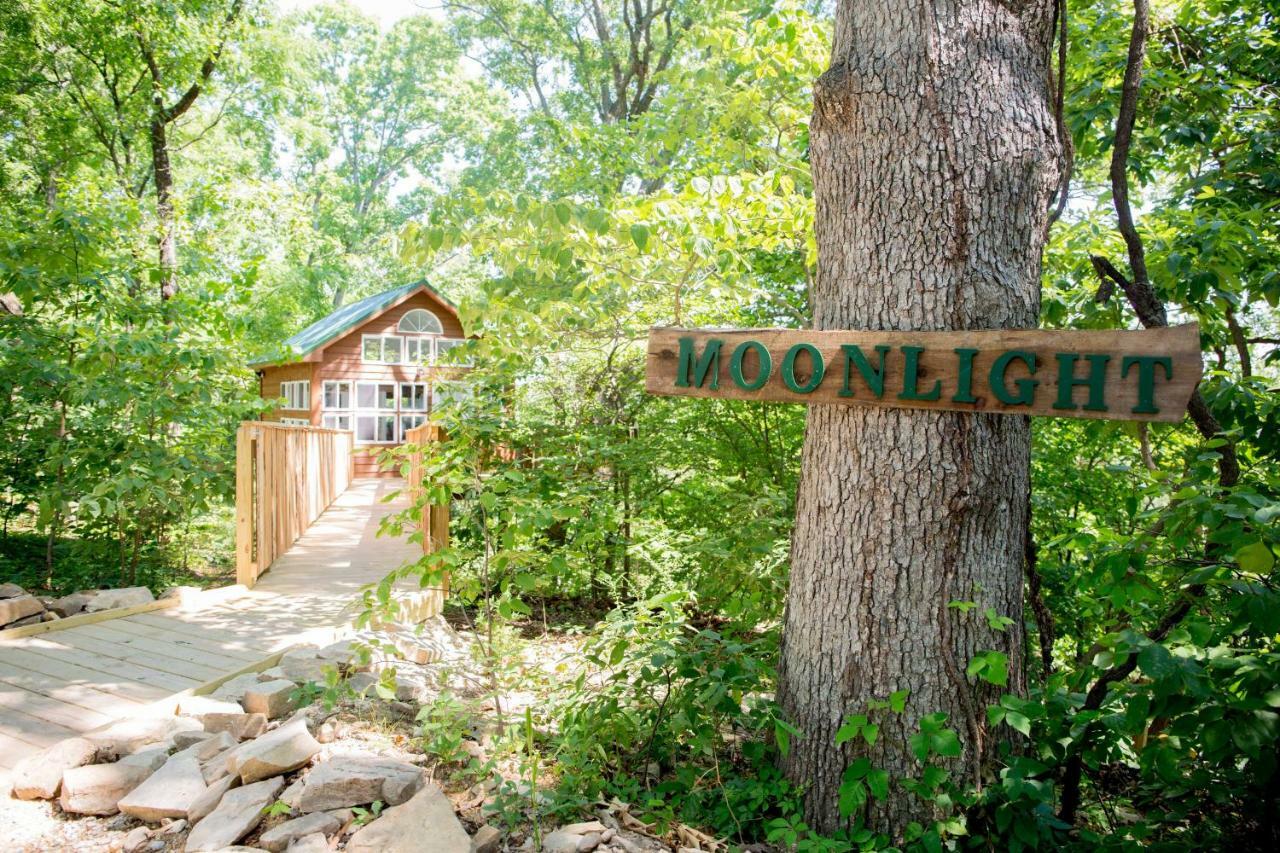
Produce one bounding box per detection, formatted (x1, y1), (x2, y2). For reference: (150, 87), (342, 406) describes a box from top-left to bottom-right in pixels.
(250, 280), (455, 367)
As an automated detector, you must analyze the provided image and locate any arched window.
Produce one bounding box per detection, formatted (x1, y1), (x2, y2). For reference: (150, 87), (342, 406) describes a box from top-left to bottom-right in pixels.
(397, 309), (443, 334)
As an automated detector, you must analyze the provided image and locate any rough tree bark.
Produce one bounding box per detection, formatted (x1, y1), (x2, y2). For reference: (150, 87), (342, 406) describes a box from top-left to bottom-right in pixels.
(777, 0), (1061, 834)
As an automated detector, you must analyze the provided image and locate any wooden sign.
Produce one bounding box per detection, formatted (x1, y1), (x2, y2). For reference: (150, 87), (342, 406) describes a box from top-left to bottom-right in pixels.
(645, 324), (1202, 422)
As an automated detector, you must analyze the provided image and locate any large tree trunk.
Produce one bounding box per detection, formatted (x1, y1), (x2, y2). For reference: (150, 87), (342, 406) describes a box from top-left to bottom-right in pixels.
(777, 0), (1061, 835)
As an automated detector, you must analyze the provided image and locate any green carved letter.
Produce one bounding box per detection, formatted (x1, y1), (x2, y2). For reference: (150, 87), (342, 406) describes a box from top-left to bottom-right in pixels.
(730, 340), (772, 391)
(1053, 353), (1111, 412)
(952, 348), (979, 403)
(989, 350), (1038, 406)
(1121, 355), (1173, 414)
(675, 336), (722, 389)
(782, 343), (824, 393)
(898, 346), (941, 401)
(839, 344), (890, 398)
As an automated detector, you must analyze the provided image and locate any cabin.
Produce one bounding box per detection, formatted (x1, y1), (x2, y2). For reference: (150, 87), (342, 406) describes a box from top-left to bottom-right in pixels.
(250, 280), (470, 477)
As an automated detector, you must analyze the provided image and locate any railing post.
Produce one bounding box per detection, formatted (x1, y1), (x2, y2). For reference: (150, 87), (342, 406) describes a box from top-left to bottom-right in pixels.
(234, 423), (257, 586)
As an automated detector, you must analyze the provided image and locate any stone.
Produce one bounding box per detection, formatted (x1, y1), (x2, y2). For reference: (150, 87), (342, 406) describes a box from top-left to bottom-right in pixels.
(5, 613), (42, 627)
(577, 833), (602, 852)
(10, 736), (98, 799)
(345, 785), (470, 853)
(175, 731), (217, 750)
(315, 722), (336, 744)
(278, 648), (328, 684)
(395, 634), (441, 665)
(163, 819), (190, 834)
(123, 826), (153, 853)
(315, 640), (356, 666)
(83, 585), (154, 612)
(326, 807), (354, 825)
(242, 680), (299, 720)
(472, 824), (502, 853)
(48, 591), (94, 617)
(203, 712), (269, 741)
(542, 833), (582, 853)
(60, 762), (156, 815)
(213, 673), (267, 703)
(120, 746), (173, 773)
(0, 594), (44, 627)
(560, 823), (607, 836)
(258, 666), (289, 682)
(181, 730), (237, 762)
(286, 835), (330, 853)
(85, 715), (202, 758)
(258, 812), (342, 851)
(183, 777), (284, 852)
(296, 755), (424, 812)
(0, 582), (26, 598)
(279, 777), (306, 809)
(42, 610), (60, 622)
(232, 717), (321, 784)
(188, 773), (239, 826)
(179, 696), (246, 717)
(119, 753), (209, 821)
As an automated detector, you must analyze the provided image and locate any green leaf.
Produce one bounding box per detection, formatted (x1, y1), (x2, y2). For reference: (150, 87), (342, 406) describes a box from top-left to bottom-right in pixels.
(890, 690), (909, 713)
(867, 768), (890, 800)
(1236, 540), (1275, 573)
(630, 223), (649, 252)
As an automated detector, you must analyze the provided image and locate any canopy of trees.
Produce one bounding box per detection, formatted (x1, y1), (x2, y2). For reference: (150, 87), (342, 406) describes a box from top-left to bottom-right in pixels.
(1, 0), (1277, 848)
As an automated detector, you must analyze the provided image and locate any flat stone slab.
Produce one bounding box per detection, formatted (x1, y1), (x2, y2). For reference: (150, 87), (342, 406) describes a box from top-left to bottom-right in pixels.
(345, 784), (469, 853)
(119, 753), (208, 822)
(10, 736), (98, 800)
(258, 811), (341, 851)
(60, 762), (156, 815)
(242, 679), (298, 720)
(84, 586), (155, 611)
(231, 717), (320, 784)
(297, 755), (424, 812)
(184, 776), (284, 852)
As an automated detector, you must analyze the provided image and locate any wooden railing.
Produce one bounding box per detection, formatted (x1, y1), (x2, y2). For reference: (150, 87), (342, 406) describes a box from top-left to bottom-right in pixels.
(404, 423), (450, 569)
(235, 421), (354, 587)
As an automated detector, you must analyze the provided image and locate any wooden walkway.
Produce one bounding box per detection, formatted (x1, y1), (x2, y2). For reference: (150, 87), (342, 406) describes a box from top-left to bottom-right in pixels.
(0, 478), (421, 775)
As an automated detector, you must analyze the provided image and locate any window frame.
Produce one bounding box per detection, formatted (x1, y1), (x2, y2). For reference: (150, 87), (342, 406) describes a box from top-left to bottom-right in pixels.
(397, 309), (444, 335)
(321, 413), (352, 431)
(322, 380), (351, 410)
(279, 380), (310, 411)
(361, 334), (404, 365)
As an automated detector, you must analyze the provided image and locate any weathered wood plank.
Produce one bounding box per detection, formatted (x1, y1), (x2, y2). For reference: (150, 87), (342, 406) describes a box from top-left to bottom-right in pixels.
(106, 616), (263, 663)
(0, 650), (167, 708)
(0, 676), (116, 731)
(68, 624), (236, 679)
(124, 612), (277, 653)
(5, 636), (199, 694)
(0, 706), (79, 749)
(645, 324), (1202, 422)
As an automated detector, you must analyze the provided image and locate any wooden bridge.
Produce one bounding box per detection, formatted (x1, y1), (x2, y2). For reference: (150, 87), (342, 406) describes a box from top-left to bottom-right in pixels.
(0, 422), (447, 777)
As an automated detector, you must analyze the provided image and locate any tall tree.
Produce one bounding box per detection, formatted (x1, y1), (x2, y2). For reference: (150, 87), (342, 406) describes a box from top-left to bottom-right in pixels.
(776, 0), (1062, 834)
(284, 3), (487, 308)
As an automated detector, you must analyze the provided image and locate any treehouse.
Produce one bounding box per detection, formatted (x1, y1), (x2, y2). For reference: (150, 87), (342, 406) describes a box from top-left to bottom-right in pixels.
(250, 280), (471, 477)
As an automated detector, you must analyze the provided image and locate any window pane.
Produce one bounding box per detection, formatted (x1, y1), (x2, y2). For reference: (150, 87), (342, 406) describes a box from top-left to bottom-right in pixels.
(377, 383), (396, 409)
(377, 415), (396, 442)
(362, 336), (381, 361)
(383, 336), (402, 364)
(356, 415), (377, 442)
(356, 383), (377, 409)
(436, 338), (467, 364)
(398, 309), (443, 334)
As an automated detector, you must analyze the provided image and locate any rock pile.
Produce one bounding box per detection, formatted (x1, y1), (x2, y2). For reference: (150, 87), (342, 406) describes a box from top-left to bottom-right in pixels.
(8, 635), (479, 852)
(0, 583), (156, 629)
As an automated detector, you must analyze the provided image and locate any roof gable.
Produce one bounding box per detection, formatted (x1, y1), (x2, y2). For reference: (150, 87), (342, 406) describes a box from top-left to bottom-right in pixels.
(252, 280), (457, 367)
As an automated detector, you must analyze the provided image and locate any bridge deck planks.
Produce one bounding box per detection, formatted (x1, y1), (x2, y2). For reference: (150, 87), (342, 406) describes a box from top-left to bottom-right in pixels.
(0, 479), (426, 768)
